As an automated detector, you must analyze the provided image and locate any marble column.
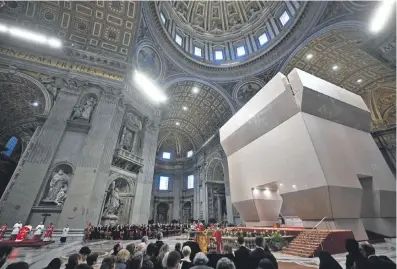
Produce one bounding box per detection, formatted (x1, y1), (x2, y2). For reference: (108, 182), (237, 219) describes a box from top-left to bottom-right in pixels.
(0, 86), (80, 225)
(130, 118), (160, 224)
(58, 91), (124, 228)
(193, 168), (200, 220)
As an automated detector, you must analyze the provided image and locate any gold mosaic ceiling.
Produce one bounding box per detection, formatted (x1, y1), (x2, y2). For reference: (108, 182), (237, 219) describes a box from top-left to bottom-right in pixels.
(283, 27), (396, 131)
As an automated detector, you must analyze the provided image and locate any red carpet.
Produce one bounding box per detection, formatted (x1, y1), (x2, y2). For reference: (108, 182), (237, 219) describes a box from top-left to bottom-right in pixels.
(0, 239), (54, 247)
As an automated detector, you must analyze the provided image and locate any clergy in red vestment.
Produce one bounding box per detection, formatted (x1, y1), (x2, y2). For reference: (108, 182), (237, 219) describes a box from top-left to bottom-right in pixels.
(0, 224), (7, 240)
(15, 225), (32, 242)
(43, 223), (54, 241)
(212, 229), (223, 253)
(197, 222), (205, 231)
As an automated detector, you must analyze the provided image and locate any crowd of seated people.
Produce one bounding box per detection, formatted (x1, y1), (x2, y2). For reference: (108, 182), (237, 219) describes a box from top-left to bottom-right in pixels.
(2, 232), (396, 269)
(86, 224), (188, 241)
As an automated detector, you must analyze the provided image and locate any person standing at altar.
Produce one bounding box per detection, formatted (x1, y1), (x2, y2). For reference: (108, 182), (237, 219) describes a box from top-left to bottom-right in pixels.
(33, 222), (45, 240)
(197, 222), (205, 231)
(0, 224), (7, 240)
(43, 223), (55, 241)
(60, 225), (69, 243)
(15, 225), (32, 242)
(10, 221), (22, 240)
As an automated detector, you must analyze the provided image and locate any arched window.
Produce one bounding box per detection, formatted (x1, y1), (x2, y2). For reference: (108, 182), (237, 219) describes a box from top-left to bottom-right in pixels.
(2, 136), (18, 157)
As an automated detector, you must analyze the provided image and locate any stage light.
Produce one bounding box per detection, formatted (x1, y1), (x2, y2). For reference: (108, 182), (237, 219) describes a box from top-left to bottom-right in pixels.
(134, 71), (167, 103)
(332, 65), (338, 71)
(31, 101), (39, 107)
(175, 122), (180, 126)
(370, 0), (396, 33)
(9, 27), (47, 44)
(48, 38), (62, 48)
(192, 87), (199, 94)
(182, 106), (188, 111)
(357, 79), (362, 83)
(306, 53), (313, 60)
(292, 184), (297, 189)
(0, 23), (8, 32)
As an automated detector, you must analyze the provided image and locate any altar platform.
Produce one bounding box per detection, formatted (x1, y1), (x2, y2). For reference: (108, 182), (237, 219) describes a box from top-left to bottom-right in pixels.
(0, 239), (54, 247)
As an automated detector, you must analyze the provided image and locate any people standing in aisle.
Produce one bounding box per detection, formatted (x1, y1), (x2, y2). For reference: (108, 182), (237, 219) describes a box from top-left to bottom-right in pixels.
(60, 225), (70, 243)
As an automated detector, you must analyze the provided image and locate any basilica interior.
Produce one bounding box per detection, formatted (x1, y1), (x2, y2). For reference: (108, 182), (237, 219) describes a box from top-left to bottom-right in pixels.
(0, 1), (395, 232)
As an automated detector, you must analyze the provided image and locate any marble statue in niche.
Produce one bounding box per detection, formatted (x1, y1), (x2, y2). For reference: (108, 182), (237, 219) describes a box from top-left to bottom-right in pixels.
(43, 170), (69, 205)
(103, 182), (121, 216)
(71, 96), (97, 121)
(121, 127), (135, 151)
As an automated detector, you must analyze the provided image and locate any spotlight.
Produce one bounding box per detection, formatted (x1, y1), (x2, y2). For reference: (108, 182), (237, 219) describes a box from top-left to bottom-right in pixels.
(192, 87), (199, 94)
(134, 71), (167, 103)
(292, 184), (297, 189)
(332, 65), (338, 70)
(48, 38), (62, 48)
(31, 101), (39, 107)
(0, 23), (8, 32)
(182, 106), (188, 111)
(306, 53), (313, 59)
(357, 79), (362, 83)
(9, 27), (47, 44)
(176, 122), (180, 126)
(370, 0), (396, 33)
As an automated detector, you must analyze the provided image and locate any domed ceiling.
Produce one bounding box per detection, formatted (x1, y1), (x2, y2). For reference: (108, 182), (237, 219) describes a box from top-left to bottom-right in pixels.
(282, 27), (396, 131)
(156, 1), (306, 66)
(142, 0), (327, 80)
(157, 81), (234, 158)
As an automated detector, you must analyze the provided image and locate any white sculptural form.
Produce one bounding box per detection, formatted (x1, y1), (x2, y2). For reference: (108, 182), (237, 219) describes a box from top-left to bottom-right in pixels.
(71, 97), (97, 120)
(103, 182), (121, 216)
(54, 185), (68, 206)
(44, 170), (69, 203)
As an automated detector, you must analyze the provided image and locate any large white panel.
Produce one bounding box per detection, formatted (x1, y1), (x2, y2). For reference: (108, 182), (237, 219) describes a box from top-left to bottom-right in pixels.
(228, 113), (327, 203)
(302, 113), (396, 190)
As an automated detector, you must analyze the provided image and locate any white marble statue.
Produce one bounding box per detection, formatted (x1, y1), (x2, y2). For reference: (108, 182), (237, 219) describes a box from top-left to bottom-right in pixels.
(34, 222), (45, 235)
(54, 185), (67, 206)
(45, 170), (69, 201)
(103, 182), (121, 216)
(11, 221), (22, 235)
(81, 97), (97, 120)
(71, 97), (97, 120)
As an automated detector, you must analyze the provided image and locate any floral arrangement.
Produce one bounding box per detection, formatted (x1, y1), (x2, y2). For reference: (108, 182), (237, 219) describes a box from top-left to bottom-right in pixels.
(266, 229), (287, 251)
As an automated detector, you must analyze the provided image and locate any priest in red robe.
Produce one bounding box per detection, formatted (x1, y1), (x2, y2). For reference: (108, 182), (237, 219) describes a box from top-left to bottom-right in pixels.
(43, 223), (54, 241)
(15, 225), (32, 242)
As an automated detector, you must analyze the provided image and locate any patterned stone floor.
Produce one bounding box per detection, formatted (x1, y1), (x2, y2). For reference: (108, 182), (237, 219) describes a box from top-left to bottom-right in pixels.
(0, 236), (395, 269)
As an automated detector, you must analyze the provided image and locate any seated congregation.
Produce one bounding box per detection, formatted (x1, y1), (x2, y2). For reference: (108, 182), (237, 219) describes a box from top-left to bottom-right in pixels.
(3, 233), (395, 269)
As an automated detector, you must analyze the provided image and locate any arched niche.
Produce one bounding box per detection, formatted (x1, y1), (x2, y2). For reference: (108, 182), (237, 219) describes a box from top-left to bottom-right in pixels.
(156, 202), (170, 223)
(102, 176), (135, 224)
(182, 201), (192, 222)
(70, 92), (99, 122)
(40, 162), (74, 207)
(205, 158), (226, 222)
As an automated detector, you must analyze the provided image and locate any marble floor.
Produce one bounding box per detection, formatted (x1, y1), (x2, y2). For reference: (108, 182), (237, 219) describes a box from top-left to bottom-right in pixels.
(1, 236), (395, 269)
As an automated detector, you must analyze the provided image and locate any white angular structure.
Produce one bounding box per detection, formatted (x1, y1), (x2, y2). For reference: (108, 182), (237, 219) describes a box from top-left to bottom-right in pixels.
(220, 68), (396, 240)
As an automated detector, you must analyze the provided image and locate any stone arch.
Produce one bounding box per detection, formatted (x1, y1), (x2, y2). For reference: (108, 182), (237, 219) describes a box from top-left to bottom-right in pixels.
(205, 157), (225, 182)
(279, 21), (370, 73)
(163, 76), (237, 114)
(106, 175), (135, 194)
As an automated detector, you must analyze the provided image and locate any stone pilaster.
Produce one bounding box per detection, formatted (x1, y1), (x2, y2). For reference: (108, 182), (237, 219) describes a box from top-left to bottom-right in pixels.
(223, 160), (234, 224)
(57, 91), (124, 228)
(130, 118), (160, 224)
(0, 87), (80, 225)
(172, 177), (181, 220)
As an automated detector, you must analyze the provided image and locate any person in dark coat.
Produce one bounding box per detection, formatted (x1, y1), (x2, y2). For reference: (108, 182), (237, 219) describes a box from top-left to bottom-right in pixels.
(234, 236), (251, 269)
(345, 239), (372, 269)
(319, 251), (343, 269)
(361, 242), (395, 269)
(249, 237), (278, 269)
(182, 240), (202, 262)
